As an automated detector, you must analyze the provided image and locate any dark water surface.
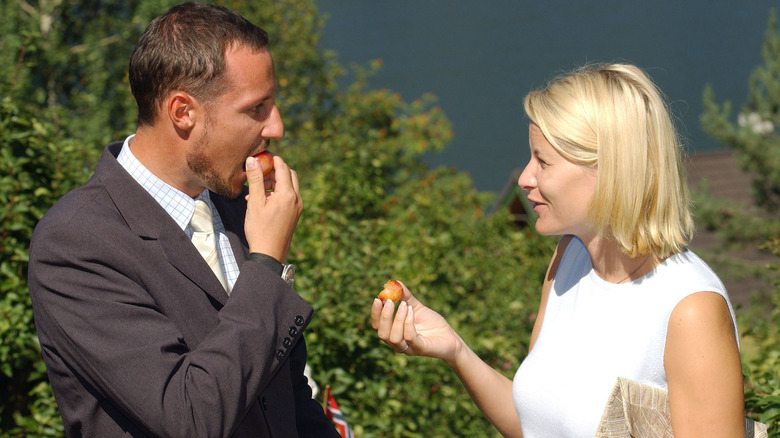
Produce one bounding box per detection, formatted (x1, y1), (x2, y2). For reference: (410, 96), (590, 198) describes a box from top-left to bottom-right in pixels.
(316, 0), (776, 194)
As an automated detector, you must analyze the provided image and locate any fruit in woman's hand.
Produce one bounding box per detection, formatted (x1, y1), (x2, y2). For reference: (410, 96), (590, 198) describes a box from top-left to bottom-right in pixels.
(378, 280), (403, 302)
(253, 151), (274, 176)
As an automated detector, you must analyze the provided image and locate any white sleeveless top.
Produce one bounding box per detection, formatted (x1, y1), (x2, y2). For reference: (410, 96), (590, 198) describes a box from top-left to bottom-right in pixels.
(512, 237), (738, 437)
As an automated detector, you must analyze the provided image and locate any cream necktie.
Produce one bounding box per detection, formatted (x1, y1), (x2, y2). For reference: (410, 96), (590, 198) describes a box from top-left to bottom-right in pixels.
(190, 200), (230, 294)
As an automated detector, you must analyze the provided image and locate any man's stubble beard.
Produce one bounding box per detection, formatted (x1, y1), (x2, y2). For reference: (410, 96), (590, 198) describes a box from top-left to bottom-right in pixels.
(186, 120), (243, 200)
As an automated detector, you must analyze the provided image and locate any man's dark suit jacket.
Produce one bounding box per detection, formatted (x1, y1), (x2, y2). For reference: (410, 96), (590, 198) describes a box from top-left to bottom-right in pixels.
(28, 142), (340, 437)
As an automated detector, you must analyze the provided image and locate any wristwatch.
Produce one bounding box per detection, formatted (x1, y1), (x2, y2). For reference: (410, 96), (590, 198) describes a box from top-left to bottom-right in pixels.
(281, 263), (295, 288)
(248, 253), (295, 288)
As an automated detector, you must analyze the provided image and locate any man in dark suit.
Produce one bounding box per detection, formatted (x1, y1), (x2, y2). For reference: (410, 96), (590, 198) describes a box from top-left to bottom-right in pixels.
(27, 2), (341, 437)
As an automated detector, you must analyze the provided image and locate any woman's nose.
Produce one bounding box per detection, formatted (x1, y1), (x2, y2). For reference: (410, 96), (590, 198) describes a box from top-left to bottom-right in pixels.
(517, 160), (537, 191)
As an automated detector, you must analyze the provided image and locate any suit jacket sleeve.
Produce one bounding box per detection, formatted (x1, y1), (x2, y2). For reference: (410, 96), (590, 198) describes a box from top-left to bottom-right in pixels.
(288, 337), (341, 438)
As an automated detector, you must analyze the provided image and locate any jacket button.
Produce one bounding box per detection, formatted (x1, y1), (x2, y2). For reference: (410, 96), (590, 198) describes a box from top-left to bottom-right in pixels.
(283, 337), (292, 348)
(261, 397), (267, 410)
(294, 315), (304, 326)
(288, 326), (297, 337)
(276, 349), (285, 360)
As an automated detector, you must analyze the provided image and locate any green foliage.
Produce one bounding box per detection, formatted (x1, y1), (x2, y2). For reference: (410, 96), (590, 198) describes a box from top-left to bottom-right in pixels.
(700, 8), (780, 436)
(1, 0), (147, 433)
(4, 0), (778, 435)
(701, 10), (780, 215)
(739, 238), (780, 435)
(1, 0), (142, 145)
(0, 66), (94, 438)
(234, 0), (342, 136)
(1, 0), (555, 436)
(286, 57), (556, 436)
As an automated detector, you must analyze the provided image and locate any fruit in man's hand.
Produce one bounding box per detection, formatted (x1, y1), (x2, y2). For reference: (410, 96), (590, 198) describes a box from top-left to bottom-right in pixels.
(378, 280), (403, 302)
(253, 151), (274, 176)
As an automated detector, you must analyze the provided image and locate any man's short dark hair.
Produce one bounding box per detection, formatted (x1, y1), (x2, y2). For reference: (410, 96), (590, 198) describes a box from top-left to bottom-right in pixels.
(129, 1), (269, 125)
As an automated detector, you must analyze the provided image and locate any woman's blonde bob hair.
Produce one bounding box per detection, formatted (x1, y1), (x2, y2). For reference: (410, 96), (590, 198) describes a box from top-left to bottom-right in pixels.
(523, 63), (693, 258)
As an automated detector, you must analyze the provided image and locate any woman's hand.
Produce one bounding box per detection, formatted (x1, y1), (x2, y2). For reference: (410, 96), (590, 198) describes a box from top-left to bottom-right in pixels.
(370, 281), (523, 435)
(370, 281), (463, 364)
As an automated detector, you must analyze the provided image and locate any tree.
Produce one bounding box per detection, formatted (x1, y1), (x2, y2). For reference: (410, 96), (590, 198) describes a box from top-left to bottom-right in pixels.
(0, 0), (130, 433)
(700, 9), (780, 435)
(1, 0), (553, 436)
(288, 74), (555, 436)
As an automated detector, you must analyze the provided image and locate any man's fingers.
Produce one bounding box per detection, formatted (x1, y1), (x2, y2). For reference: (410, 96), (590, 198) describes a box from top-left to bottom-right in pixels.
(270, 156), (292, 191)
(245, 156), (266, 201)
(290, 169), (300, 196)
(263, 169), (276, 194)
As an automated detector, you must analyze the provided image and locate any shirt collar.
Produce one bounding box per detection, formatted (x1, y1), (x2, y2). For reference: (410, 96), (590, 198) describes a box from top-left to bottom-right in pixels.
(116, 134), (209, 232)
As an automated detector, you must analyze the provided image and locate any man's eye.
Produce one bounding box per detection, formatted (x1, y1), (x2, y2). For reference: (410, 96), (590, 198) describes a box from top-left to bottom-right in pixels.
(250, 102), (272, 116)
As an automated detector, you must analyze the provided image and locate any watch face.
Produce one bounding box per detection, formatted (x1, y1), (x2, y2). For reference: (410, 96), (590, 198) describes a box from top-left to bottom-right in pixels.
(282, 264), (295, 287)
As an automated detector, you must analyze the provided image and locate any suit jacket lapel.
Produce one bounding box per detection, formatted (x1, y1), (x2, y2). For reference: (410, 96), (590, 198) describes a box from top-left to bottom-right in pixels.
(95, 143), (229, 306)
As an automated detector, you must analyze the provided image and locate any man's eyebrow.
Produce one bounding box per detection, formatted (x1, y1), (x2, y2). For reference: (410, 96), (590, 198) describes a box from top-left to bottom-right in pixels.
(247, 94), (273, 108)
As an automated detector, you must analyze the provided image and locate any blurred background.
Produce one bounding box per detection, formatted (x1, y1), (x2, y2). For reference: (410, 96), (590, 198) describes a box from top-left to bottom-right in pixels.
(318, 0), (775, 193)
(2, 1), (778, 436)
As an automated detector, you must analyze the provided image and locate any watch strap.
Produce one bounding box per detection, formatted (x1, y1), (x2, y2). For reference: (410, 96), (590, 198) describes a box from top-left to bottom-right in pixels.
(248, 252), (283, 276)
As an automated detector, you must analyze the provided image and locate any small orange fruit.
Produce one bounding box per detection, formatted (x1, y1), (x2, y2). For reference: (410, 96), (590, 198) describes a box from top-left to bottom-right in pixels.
(253, 151), (274, 176)
(378, 280), (403, 302)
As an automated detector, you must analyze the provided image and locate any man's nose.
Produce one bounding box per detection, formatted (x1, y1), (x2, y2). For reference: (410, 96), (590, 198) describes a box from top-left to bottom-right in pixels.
(262, 105), (284, 140)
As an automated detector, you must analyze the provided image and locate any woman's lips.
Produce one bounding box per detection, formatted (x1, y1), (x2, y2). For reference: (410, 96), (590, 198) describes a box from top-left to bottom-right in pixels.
(528, 198), (545, 212)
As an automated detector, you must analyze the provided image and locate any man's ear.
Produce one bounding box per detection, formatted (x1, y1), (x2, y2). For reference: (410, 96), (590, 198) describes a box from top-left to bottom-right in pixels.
(167, 93), (198, 135)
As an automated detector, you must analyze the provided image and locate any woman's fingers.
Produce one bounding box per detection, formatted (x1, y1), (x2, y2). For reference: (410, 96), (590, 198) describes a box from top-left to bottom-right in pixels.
(404, 305), (417, 343)
(388, 301), (409, 345)
(375, 298), (396, 340)
(370, 298), (383, 330)
(372, 298), (415, 353)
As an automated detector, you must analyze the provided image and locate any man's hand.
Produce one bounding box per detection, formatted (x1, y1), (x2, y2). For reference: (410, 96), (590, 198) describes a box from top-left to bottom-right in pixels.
(244, 154), (302, 263)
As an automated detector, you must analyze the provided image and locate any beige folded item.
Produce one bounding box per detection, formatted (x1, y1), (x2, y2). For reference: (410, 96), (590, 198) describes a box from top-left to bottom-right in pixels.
(595, 377), (768, 438)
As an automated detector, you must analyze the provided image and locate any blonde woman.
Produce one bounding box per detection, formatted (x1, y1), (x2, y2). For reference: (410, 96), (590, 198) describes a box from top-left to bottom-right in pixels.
(371, 63), (744, 437)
